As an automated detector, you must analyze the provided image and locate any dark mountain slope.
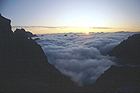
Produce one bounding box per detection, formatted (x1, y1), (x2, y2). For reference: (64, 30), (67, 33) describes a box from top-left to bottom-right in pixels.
(92, 33), (140, 93)
(0, 14), (77, 93)
(93, 66), (140, 93)
(109, 33), (140, 65)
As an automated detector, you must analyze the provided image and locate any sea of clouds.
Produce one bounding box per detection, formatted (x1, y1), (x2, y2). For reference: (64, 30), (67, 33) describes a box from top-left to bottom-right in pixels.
(36, 32), (135, 85)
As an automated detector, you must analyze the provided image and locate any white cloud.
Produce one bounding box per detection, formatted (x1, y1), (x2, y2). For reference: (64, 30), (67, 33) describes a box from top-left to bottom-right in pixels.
(37, 32), (135, 85)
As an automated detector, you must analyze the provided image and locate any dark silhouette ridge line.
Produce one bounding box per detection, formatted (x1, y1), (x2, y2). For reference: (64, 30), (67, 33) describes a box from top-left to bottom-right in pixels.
(0, 14), (78, 93)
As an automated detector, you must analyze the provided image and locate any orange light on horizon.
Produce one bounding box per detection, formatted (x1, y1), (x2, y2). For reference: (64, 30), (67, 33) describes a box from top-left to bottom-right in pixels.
(12, 26), (140, 34)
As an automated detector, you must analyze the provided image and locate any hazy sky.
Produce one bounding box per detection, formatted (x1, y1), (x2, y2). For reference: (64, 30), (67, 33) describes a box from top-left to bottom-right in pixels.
(0, 0), (140, 33)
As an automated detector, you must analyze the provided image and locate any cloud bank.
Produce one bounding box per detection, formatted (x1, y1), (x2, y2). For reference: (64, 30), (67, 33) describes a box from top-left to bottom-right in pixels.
(37, 32), (135, 85)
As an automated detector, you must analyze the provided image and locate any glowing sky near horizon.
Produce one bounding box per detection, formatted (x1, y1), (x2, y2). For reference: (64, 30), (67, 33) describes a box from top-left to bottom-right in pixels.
(0, 0), (140, 33)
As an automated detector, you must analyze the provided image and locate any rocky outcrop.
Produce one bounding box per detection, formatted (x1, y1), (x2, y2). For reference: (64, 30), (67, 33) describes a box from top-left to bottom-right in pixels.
(92, 33), (140, 93)
(109, 33), (140, 65)
(0, 14), (77, 93)
(14, 29), (36, 39)
(0, 14), (13, 38)
(93, 66), (140, 93)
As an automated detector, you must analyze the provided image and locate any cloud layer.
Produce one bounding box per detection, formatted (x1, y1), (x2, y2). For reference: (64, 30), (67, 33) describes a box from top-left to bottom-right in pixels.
(37, 32), (135, 85)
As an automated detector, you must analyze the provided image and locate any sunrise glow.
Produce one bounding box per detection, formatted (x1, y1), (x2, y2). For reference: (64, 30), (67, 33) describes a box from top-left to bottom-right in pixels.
(1, 0), (140, 34)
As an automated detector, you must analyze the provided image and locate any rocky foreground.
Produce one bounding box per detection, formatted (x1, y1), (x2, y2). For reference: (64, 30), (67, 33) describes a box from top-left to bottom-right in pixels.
(0, 14), (140, 93)
(93, 33), (140, 93)
(110, 33), (140, 65)
(0, 14), (78, 93)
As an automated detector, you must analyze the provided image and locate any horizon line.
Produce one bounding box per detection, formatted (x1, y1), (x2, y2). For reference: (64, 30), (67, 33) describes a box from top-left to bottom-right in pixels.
(12, 26), (113, 29)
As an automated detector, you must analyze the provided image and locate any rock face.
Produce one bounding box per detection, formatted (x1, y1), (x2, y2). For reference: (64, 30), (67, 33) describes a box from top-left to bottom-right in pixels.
(109, 33), (140, 65)
(0, 14), (13, 38)
(94, 66), (140, 93)
(14, 29), (37, 38)
(93, 33), (140, 93)
(0, 15), (77, 93)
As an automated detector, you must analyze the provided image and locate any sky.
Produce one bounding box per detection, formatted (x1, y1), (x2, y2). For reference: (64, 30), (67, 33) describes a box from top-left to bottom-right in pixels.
(0, 0), (140, 33)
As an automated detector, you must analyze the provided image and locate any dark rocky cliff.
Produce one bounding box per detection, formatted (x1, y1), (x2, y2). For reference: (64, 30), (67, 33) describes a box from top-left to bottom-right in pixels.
(93, 66), (140, 93)
(93, 33), (140, 93)
(109, 33), (140, 65)
(0, 14), (77, 93)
